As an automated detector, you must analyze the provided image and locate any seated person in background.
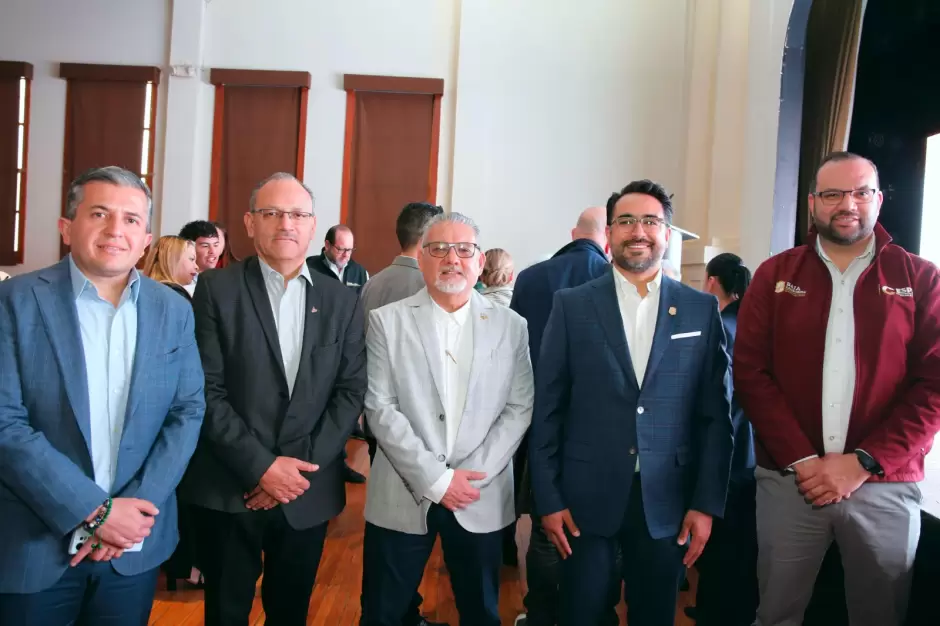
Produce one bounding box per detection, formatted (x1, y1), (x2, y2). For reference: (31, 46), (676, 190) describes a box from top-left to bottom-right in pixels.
(179, 220), (223, 295)
(480, 248), (514, 306)
(307, 224), (368, 291)
(143, 236), (199, 302)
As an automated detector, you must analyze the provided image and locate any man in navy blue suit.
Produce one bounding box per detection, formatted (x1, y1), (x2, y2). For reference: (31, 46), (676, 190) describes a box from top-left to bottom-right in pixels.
(529, 179), (733, 626)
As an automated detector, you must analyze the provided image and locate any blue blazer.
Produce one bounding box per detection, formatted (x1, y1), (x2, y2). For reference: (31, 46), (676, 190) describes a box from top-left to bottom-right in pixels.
(0, 259), (205, 593)
(510, 239), (610, 373)
(529, 269), (733, 539)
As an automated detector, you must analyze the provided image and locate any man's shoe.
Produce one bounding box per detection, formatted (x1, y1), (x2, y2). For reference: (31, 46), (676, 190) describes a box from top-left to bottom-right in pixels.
(343, 464), (366, 484)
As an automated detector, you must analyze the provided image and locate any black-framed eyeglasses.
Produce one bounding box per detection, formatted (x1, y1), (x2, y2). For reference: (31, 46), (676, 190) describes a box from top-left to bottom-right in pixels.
(611, 215), (667, 231)
(251, 209), (314, 221)
(330, 245), (355, 254)
(813, 188), (878, 206)
(423, 242), (480, 258)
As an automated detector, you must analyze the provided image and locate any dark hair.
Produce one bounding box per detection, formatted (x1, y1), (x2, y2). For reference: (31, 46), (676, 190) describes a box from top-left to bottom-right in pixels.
(66, 166), (153, 232)
(811, 151), (880, 192)
(606, 179), (674, 226)
(396, 202), (444, 249)
(179, 220), (219, 242)
(706, 253), (751, 300)
(210, 221), (239, 267)
(325, 224), (352, 245)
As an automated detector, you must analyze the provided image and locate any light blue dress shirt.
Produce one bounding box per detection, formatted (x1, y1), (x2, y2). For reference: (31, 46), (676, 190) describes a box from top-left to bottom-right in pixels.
(69, 255), (140, 492)
(258, 258), (312, 397)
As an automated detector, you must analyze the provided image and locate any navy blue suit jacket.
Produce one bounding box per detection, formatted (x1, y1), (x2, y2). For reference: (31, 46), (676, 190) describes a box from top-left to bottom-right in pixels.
(510, 239), (610, 373)
(0, 259), (205, 593)
(721, 299), (756, 485)
(529, 269), (733, 539)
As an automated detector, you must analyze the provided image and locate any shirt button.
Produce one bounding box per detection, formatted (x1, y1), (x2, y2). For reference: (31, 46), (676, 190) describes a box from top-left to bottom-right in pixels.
(838, 308), (844, 314)
(629, 447), (637, 455)
(835, 339), (842, 344)
(830, 436), (835, 441)
(437, 454), (445, 462)
(637, 407), (645, 415)
(439, 414), (445, 421)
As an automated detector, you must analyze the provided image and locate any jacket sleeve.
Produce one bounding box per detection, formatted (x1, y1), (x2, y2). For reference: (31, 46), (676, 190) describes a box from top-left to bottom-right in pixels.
(857, 265), (940, 474)
(528, 291), (571, 517)
(116, 306), (205, 506)
(457, 319), (534, 488)
(308, 297), (367, 465)
(193, 276), (277, 489)
(364, 312), (449, 503)
(0, 295), (107, 536)
(734, 261), (819, 467)
(691, 300), (734, 517)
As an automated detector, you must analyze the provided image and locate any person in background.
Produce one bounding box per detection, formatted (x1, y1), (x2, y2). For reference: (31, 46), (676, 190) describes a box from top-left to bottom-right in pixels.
(308, 224), (369, 291)
(0, 166), (205, 625)
(361, 212), (533, 626)
(734, 152), (940, 626)
(529, 180), (733, 626)
(143, 236), (199, 302)
(180, 172), (366, 626)
(356, 201), (446, 626)
(211, 221), (237, 269)
(687, 252), (757, 626)
(509, 206), (612, 626)
(480, 248), (515, 307)
(179, 221), (222, 295)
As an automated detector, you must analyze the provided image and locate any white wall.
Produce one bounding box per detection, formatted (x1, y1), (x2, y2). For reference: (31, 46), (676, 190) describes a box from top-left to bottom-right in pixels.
(0, 0), (169, 274)
(1, 0), (796, 275)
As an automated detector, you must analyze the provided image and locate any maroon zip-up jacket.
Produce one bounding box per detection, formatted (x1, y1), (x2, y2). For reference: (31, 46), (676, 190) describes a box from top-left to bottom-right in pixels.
(734, 224), (940, 482)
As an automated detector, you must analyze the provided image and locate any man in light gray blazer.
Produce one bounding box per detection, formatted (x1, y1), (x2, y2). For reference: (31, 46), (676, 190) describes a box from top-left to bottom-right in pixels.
(361, 213), (534, 626)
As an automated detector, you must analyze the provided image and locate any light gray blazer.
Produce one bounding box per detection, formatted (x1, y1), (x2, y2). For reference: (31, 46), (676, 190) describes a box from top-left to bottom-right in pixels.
(364, 288), (534, 535)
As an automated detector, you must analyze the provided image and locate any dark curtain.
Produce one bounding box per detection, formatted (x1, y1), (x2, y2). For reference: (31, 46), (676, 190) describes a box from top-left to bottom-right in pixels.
(61, 80), (148, 257)
(0, 79), (19, 265)
(796, 0), (868, 244)
(348, 91), (434, 274)
(217, 86), (301, 261)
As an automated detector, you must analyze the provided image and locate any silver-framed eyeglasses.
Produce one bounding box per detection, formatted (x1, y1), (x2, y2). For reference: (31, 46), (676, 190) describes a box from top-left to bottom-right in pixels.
(251, 209), (314, 221)
(612, 215), (667, 231)
(813, 188), (878, 206)
(423, 242), (480, 258)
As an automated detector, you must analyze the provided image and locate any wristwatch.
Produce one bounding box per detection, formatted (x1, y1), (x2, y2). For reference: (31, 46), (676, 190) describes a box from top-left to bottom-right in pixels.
(854, 449), (885, 477)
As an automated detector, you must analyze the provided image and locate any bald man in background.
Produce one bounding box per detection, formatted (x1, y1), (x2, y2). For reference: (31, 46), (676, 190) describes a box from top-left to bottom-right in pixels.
(510, 207), (615, 626)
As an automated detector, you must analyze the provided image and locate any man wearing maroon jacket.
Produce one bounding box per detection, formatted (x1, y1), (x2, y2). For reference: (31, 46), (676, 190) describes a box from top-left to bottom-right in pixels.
(734, 151), (940, 626)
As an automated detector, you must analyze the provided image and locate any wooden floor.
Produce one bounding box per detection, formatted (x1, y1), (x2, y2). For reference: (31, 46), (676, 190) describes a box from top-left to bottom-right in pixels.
(150, 440), (698, 625)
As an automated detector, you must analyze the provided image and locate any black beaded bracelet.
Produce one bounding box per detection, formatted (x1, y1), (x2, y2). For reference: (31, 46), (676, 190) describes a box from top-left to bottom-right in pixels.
(83, 497), (113, 533)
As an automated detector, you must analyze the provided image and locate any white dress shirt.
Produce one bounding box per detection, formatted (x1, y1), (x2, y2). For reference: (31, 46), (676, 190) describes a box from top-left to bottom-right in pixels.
(259, 258), (312, 396)
(818, 236), (875, 454)
(613, 267), (662, 472)
(424, 297), (474, 503)
(183, 275), (197, 296)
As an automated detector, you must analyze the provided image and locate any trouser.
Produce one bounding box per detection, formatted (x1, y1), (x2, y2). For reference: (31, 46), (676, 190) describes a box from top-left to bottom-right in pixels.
(755, 466), (921, 626)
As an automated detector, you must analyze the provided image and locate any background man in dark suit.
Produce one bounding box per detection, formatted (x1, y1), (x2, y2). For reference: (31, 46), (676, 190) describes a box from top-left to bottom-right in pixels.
(0, 166), (205, 625)
(179, 172), (367, 626)
(308, 224), (369, 291)
(529, 180), (733, 626)
(509, 206), (615, 626)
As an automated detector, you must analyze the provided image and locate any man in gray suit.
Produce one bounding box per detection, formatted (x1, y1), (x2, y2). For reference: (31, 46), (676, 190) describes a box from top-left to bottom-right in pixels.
(361, 213), (534, 626)
(0, 167), (205, 625)
(357, 201), (444, 626)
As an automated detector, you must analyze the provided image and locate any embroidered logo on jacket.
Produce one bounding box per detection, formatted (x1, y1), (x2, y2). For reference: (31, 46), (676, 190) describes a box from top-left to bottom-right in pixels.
(775, 281), (806, 297)
(881, 285), (913, 297)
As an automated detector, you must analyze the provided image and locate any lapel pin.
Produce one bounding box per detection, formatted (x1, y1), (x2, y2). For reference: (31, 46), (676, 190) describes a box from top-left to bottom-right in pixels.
(480, 314), (488, 320)
(311, 306), (318, 313)
(668, 306), (676, 316)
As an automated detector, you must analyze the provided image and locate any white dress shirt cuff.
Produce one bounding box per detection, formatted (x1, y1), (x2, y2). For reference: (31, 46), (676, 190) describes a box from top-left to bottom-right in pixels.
(787, 455), (819, 471)
(425, 469), (454, 504)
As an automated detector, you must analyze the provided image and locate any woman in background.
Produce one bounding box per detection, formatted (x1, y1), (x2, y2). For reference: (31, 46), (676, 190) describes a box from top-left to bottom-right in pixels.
(688, 252), (757, 626)
(481, 248), (515, 306)
(212, 221), (238, 269)
(143, 236), (198, 301)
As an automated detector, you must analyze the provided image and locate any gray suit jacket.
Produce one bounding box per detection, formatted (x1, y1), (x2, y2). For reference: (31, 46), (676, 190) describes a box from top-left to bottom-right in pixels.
(364, 289), (534, 534)
(0, 259), (205, 593)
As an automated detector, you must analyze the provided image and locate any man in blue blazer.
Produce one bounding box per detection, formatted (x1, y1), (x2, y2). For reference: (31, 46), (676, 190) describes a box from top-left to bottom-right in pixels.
(0, 167), (205, 625)
(529, 180), (733, 626)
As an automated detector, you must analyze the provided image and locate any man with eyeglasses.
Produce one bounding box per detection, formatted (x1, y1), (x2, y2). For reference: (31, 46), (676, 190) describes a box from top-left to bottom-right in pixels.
(734, 151), (940, 626)
(529, 179), (733, 626)
(360, 212), (533, 626)
(308, 224), (369, 292)
(179, 172), (367, 626)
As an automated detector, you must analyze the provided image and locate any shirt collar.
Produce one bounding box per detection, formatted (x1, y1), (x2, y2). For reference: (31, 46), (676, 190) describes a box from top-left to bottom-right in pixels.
(612, 265), (662, 298)
(430, 294), (472, 327)
(258, 257), (313, 287)
(815, 234), (876, 266)
(392, 255), (420, 269)
(68, 254), (141, 303)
